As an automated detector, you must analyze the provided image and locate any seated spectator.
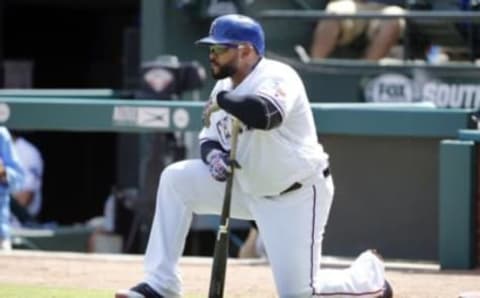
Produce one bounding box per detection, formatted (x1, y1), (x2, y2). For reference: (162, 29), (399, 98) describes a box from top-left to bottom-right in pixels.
(310, 0), (406, 60)
(10, 131), (44, 227)
(87, 187), (139, 253)
(86, 190), (119, 253)
(237, 221), (267, 259)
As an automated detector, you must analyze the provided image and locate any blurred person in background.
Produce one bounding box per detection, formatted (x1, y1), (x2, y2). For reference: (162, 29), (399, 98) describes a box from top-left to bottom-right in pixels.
(0, 127), (25, 251)
(10, 130), (44, 227)
(237, 221), (267, 259)
(310, 0), (406, 60)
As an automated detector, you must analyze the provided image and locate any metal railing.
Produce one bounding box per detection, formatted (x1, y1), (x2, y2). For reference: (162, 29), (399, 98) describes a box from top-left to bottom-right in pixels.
(259, 9), (480, 61)
(260, 10), (480, 20)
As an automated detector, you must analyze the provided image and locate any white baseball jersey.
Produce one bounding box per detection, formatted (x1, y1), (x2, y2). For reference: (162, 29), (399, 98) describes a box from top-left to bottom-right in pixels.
(141, 57), (387, 298)
(199, 58), (329, 196)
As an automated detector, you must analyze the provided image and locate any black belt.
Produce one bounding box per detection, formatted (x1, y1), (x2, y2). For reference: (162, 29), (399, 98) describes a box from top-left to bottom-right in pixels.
(278, 167), (331, 196)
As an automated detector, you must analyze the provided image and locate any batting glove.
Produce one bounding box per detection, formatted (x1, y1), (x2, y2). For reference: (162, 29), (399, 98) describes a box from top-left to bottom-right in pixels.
(206, 150), (232, 182)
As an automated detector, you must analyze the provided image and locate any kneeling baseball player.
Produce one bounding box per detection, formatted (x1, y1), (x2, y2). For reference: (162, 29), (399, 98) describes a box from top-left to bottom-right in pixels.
(116, 14), (392, 298)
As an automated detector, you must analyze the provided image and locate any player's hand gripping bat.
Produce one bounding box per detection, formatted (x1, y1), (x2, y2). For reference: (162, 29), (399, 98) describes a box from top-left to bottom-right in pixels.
(208, 118), (241, 298)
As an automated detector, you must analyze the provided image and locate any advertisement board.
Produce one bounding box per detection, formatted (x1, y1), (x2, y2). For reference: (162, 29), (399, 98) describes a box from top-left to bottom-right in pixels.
(292, 60), (480, 107)
(364, 71), (480, 109)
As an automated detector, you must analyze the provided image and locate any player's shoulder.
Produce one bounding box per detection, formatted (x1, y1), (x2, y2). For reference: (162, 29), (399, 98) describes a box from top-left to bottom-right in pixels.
(212, 78), (232, 92)
(259, 58), (300, 79)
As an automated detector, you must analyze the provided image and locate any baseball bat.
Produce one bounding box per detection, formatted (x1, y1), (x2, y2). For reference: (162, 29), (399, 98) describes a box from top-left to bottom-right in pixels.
(208, 118), (241, 298)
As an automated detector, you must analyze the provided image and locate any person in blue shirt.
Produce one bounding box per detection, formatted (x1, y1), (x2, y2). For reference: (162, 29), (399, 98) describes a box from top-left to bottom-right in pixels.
(311, 0), (406, 60)
(0, 127), (25, 251)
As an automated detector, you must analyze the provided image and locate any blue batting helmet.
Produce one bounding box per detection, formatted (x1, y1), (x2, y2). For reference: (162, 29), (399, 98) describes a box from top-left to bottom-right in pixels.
(196, 14), (265, 55)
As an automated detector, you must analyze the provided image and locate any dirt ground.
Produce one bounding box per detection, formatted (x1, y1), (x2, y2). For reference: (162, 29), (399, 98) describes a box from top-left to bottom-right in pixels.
(0, 250), (479, 298)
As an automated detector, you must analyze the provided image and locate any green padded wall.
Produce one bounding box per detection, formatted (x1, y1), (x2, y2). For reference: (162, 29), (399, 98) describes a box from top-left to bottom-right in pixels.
(439, 140), (476, 269)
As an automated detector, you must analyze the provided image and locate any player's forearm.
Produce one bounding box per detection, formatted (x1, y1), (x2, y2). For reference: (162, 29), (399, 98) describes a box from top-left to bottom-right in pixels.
(217, 92), (282, 130)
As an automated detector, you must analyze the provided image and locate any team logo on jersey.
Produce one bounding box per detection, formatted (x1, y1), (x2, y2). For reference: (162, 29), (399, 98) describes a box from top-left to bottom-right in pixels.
(215, 116), (246, 149)
(216, 115), (231, 147)
(273, 83), (286, 99)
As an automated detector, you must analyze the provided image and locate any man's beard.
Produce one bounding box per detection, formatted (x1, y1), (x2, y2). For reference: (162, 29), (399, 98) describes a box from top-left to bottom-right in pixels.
(211, 63), (237, 80)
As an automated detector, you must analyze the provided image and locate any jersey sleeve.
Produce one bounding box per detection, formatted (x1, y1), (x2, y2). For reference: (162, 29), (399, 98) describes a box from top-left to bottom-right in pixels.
(198, 81), (224, 144)
(255, 74), (299, 119)
(198, 126), (218, 145)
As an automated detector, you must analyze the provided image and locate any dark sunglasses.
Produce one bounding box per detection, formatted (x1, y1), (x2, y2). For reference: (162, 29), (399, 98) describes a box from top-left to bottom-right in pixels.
(209, 44), (240, 55)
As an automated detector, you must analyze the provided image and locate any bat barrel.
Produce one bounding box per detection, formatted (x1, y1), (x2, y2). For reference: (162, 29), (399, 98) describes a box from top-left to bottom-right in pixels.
(208, 230), (229, 297)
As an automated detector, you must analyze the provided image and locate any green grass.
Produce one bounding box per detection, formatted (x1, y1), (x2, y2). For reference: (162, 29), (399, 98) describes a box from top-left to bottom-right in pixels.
(0, 283), (112, 298)
(0, 283), (202, 298)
